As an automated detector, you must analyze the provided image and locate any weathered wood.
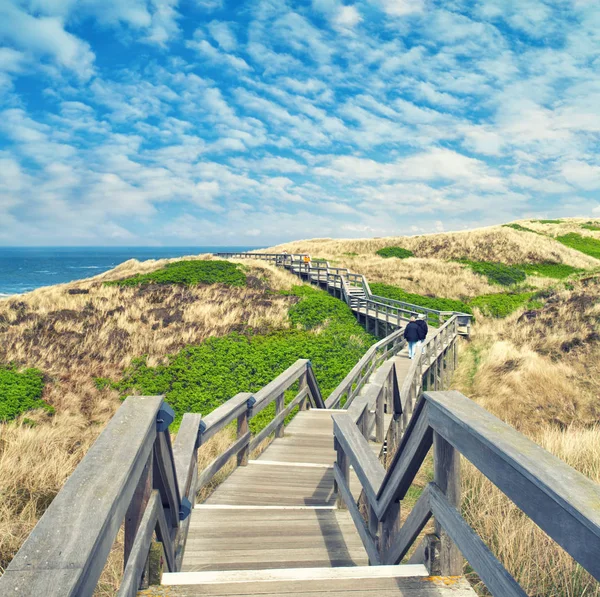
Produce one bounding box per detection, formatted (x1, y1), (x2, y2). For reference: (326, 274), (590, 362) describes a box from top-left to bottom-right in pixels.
(379, 500), (400, 564)
(375, 383), (384, 443)
(407, 534), (441, 575)
(426, 390), (600, 581)
(335, 439), (349, 510)
(275, 392), (285, 438)
(237, 409), (249, 467)
(433, 432), (462, 576)
(332, 413), (385, 509)
(197, 432), (251, 490)
(148, 542), (165, 586)
(333, 463), (381, 565)
(155, 488), (176, 571)
(306, 364), (325, 408)
(298, 371), (308, 411)
(153, 430), (181, 529)
(172, 413), (202, 499)
(377, 400), (433, 517)
(124, 451), (152, 569)
(249, 387), (308, 452)
(384, 484), (432, 564)
(118, 491), (160, 597)
(200, 393), (250, 444)
(0, 395), (163, 597)
(429, 483), (526, 597)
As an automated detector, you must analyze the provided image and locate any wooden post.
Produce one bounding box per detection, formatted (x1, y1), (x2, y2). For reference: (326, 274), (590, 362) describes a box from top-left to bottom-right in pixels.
(298, 371), (309, 411)
(433, 432), (462, 576)
(335, 439), (349, 510)
(375, 306), (380, 337)
(375, 388), (384, 443)
(124, 452), (153, 569)
(379, 502), (401, 561)
(275, 392), (285, 438)
(237, 408), (249, 466)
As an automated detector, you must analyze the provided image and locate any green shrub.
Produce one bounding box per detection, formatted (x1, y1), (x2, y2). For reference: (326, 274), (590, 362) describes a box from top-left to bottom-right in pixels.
(519, 263), (582, 279)
(370, 283), (472, 315)
(376, 247), (415, 259)
(534, 219), (563, 224)
(581, 222), (600, 232)
(469, 292), (536, 318)
(0, 366), (52, 422)
(106, 260), (247, 287)
(457, 260), (527, 287)
(556, 233), (600, 260)
(343, 252), (359, 257)
(502, 224), (542, 235)
(112, 286), (376, 426)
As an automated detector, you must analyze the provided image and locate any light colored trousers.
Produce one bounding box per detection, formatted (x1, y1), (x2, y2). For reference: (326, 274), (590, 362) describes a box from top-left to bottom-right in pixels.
(408, 341), (418, 359)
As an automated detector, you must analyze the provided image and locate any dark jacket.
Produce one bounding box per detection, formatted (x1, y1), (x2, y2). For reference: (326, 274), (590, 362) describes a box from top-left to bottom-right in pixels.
(404, 321), (420, 342)
(416, 319), (428, 341)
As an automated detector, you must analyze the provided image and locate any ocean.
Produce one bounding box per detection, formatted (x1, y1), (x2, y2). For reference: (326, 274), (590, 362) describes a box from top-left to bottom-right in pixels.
(0, 247), (261, 296)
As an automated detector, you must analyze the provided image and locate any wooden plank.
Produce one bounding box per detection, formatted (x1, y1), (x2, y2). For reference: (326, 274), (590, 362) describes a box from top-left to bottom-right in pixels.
(0, 395), (163, 597)
(142, 575), (476, 595)
(306, 364), (325, 408)
(377, 400), (433, 518)
(426, 390), (600, 581)
(173, 413), (202, 499)
(428, 483), (526, 597)
(196, 431), (251, 490)
(199, 393), (250, 444)
(155, 489), (176, 572)
(248, 388), (308, 452)
(332, 413), (385, 508)
(118, 491), (160, 597)
(153, 430), (181, 529)
(124, 452), (152, 569)
(433, 431), (462, 575)
(384, 484), (432, 564)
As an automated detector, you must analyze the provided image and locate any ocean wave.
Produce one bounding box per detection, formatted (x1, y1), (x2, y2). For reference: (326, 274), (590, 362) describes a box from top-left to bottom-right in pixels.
(66, 266), (103, 270)
(35, 270), (57, 274)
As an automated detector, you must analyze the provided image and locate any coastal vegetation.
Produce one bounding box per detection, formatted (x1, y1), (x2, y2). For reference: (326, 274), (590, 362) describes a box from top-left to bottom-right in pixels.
(0, 366), (50, 422)
(375, 246), (414, 259)
(556, 232), (600, 259)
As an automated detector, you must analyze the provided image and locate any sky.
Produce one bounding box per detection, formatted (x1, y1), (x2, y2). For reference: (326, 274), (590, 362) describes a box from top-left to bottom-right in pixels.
(1, 0), (600, 246)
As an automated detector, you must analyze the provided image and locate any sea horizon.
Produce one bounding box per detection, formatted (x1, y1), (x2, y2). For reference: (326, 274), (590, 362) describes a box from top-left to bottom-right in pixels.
(0, 246), (263, 296)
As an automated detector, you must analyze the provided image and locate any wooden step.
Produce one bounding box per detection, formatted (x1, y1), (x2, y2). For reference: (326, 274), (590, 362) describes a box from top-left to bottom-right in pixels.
(180, 508), (368, 572)
(142, 569), (476, 595)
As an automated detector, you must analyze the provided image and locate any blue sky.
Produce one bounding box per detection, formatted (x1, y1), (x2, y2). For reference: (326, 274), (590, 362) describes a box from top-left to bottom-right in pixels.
(0, 0), (599, 246)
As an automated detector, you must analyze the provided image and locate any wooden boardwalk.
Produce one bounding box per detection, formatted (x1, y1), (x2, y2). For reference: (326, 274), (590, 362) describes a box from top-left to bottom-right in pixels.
(142, 349), (475, 596)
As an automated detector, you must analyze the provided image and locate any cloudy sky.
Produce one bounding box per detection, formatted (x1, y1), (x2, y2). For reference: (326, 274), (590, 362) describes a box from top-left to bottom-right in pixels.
(1, 0), (599, 246)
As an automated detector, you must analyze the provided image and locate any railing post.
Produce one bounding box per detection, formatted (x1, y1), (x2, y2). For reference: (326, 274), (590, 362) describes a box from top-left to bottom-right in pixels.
(237, 407), (250, 466)
(335, 439), (349, 510)
(433, 432), (462, 576)
(275, 392), (285, 438)
(375, 387), (384, 443)
(298, 370), (309, 411)
(124, 451), (153, 571)
(379, 501), (401, 561)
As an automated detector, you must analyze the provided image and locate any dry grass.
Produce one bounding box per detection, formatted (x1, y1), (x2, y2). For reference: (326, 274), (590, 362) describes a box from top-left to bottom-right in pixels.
(521, 217), (600, 239)
(0, 256), (301, 578)
(462, 427), (600, 597)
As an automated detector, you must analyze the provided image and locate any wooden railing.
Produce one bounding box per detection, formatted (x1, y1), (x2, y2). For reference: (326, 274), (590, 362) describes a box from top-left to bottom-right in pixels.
(0, 360), (323, 596)
(215, 252), (472, 335)
(332, 384), (600, 593)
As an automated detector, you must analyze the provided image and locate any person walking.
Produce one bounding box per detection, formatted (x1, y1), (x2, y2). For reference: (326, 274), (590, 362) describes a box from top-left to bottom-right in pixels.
(404, 314), (420, 359)
(416, 313), (428, 347)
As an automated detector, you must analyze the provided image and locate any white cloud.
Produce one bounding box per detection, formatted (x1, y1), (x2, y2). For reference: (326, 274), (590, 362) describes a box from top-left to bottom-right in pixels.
(208, 21), (238, 51)
(561, 160), (600, 190)
(0, 3), (95, 78)
(380, 0), (425, 17)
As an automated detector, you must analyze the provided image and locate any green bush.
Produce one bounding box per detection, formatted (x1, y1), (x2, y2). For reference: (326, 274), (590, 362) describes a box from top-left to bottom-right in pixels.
(502, 224), (542, 235)
(0, 366), (52, 422)
(519, 263), (582, 279)
(581, 222), (600, 232)
(370, 283), (472, 315)
(534, 219), (563, 224)
(112, 286), (376, 426)
(376, 247), (415, 259)
(469, 292), (536, 318)
(457, 260), (527, 286)
(106, 260), (247, 287)
(556, 233), (600, 260)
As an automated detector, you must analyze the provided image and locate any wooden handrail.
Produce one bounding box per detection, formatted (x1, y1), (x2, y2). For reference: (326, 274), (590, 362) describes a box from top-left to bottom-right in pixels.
(332, 385), (600, 594)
